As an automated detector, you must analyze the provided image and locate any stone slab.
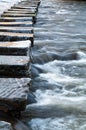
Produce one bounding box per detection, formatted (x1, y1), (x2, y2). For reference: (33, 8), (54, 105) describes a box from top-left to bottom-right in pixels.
(0, 21), (32, 26)
(8, 8), (36, 13)
(16, 3), (38, 6)
(0, 17), (33, 22)
(0, 26), (33, 33)
(11, 6), (37, 10)
(0, 78), (30, 112)
(0, 32), (34, 45)
(0, 32), (33, 37)
(2, 13), (36, 18)
(0, 56), (30, 77)
(1, 14), (36, 23)
(0, 40), (31, 55)
(19, 0), (40, 4)
(17, 1), (40, 6)
(4, 10), (36, 14)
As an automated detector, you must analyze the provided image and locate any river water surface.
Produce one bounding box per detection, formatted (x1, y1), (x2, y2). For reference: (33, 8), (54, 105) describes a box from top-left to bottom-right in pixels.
(28, 0), (86, 130)
(0, 0), (86, 130)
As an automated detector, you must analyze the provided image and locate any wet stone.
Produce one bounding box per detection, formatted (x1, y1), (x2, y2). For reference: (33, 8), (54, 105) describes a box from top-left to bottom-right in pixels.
(0, 40), (31, 55)
(0, 56), (30, 77)
(2, 11), (36, 17)
(4, 10), (36, 14)
(0, 32), (34, 45)
(0, 121), (12, 130)
(0, 26), (33, 33)
(0, 21), (32, 26)
(11, 6), (37, 10)
(56, 52), (78, 61)
(0, 17), (33, 22)
(0, 78), (30, 112)
(3, 12), (36, 17)
(9, 7), (36, 11)
(8, 8), (37, 14)
(10, 7), (38, 16)
(1, 13), (36, 23)
(27, 92), (37, 104)
(16, 3), (38, 7)
(19, 0), (40, 5)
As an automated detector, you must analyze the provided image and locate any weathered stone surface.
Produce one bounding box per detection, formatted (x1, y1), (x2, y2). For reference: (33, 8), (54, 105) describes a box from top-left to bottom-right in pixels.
(0, 16), (33, 22)
(0, 78), (30, 111)
(0, 40), (31, 55)
(4, 10), (36, 14)
(0, 121), (12, 130)
(8, 8), (36, 13)
(0, 21), (32, 26)
(0, 56), (30, 77)
(0, 32), (34, 45)
(17, 1), (40, 6)
(2, 13), (36, 18)
(0, 26), (33, 33)
(11, 6), (37, 10)
(19, 0), (40, 4)
(15, 3), (38, 7)
(1, 14), (36, 23)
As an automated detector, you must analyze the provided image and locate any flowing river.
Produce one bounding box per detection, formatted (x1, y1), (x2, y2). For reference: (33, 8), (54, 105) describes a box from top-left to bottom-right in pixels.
(28, 0), (86, 130)
(0, 0), (86, 130)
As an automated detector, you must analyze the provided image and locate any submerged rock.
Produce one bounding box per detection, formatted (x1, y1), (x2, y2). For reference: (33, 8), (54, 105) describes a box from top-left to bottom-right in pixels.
(27, 92), (37, 104)
(0, 121), (12, 130)
(32, 52), (79, 64)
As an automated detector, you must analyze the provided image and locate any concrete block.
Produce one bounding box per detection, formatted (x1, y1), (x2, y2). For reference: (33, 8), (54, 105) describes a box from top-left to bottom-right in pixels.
(0, 40), (31, 55)
(0, 56), (30, 77)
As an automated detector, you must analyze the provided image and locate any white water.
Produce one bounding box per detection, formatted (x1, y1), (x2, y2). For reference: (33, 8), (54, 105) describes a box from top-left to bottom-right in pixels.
(27, 0), (86, 129)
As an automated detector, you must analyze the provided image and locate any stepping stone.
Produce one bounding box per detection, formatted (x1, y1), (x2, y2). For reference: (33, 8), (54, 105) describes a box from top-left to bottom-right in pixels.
(19, 0), (40, 4)
(1, 14), (36, 23)
(17, 2), (38, 6)
(18, 1), (40, 6)
(17, 4), (39, 8)
(0, 78), (30, 112)
(4, 10), (36, 15)
(17, 0), (41, 7)
(6, 8), (36, 13)
(0, 21), (32, 26)
(0, 56), (30, 77)
(0, 32), (34, 45)
(0, 26), (33, 33)
(2, 13), (36, 18)
(0, 40), (31, 55)
(0, 17), (33, 22)
(11, 6), (38, 16)
(8, 8), (36, 13)
(11, 6), (37, 10)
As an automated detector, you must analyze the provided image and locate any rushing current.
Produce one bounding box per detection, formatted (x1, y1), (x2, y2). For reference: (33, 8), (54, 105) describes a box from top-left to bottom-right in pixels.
(28, 0), (86, 130)
(0, 0), (86, 130)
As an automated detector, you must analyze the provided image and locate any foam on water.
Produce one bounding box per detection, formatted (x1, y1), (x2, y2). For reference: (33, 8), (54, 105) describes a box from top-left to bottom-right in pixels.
(28, 0), (86, 129)
(34, 89), (86, 111)
(29, 115), (86, 130)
